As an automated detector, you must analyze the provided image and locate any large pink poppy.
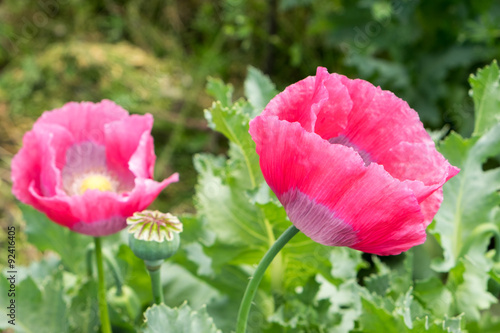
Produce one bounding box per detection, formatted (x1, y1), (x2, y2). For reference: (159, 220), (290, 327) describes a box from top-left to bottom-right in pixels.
(249, 67), (459, 255)
(11, 100), (178, 236)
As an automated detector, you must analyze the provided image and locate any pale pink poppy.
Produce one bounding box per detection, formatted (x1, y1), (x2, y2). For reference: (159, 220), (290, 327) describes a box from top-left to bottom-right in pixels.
(12, 100), (178, 236)
(249, 67), (459, 255)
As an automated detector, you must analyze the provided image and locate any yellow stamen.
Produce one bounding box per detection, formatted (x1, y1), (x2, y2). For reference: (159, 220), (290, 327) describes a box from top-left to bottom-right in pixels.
(80, 175), (113, 194)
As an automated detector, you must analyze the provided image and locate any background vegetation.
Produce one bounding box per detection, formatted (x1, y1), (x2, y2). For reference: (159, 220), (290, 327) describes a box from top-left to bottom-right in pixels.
(1, 0), (500, 332)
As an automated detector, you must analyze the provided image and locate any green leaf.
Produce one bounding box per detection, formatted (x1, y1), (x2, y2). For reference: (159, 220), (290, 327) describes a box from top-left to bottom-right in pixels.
(161, 262), (220, 310)
(244, 66), (278, 114)
(469, 60), (500, 136)
(413, 277), (453, 318)
(142, 303), (221, 333)
(206, 77), (233, 108)
(358, 294), (412, 333)
(447, 257), (497, 321)
(4, 268), (69, 333)
(20, 204), (92, 274)
(432, 125), (500, 271)
(364, 254), (413, 299)
(315, 277), (362, 333)
(204, 101), (262, 188)
(193, 153), (268, 248)
(68, 280), (100, 333)
(358, 288), (463, 333)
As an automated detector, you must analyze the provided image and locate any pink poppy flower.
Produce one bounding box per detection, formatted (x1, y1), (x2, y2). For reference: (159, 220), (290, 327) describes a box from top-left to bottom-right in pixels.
(249, 67), (459, 255)
(11, 100), (178, 237)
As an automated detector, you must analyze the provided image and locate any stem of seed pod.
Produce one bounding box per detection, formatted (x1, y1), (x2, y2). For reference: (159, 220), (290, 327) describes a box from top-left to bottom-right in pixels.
(94, 237), (112, 333)
(236, 225), (300, 333)
(145, 260), (164, 304)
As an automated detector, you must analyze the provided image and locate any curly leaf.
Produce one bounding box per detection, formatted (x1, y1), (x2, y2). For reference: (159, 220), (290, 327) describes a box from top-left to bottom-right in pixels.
(469, 60), (500, 136)
(142, 303), (221, 333)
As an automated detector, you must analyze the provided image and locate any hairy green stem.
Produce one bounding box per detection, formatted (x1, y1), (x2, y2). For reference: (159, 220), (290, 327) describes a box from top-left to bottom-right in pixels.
(236, 225), (300, 333)
(94, 237), (112, 333)
(145, 260), (164, 304)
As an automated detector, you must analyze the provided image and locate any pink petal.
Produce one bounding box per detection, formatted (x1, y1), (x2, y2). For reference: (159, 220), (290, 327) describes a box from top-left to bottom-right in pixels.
(261, 68), (351, 138)
(27, 183), (80, 228)
(334, 75), (459, 203)
(381, 141), (460, 201)
(105, 114), (155, 181)
(12, 124), (73, 202)
(250, 115), (426, 255)
(35, 100), (129, 145)
(261, 75), (317, 132)
(418, 188), (443, 227)
(338, 76), (430, 158)
(312, 70), (351, 140)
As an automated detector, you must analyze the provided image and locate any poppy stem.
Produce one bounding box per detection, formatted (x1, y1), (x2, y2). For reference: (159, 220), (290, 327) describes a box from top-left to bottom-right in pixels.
(145, 260), (164, 304)
(236, 225), (300, 333)
(94, 237), (112, 333)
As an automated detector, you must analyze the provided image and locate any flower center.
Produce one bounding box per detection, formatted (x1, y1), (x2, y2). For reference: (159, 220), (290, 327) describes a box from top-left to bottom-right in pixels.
(79, 174), (114, 194)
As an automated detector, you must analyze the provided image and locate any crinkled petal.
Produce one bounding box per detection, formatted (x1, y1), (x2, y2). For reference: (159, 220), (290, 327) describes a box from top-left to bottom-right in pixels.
(28, 183), (80, 228)
(12, 124), (74, 202)
(262, 68), (351, 138)
(418, 188), (443, 227)
(105, 113), (155, 181)
(250, 115), (426, 255)
(334, 74), (459, 204)
(339, 75), (431, 154)
(261, 75), (317, 132)
(312, 69), (351, 140)
(35, 100), (129, 144)
(381, 142), (460, 201)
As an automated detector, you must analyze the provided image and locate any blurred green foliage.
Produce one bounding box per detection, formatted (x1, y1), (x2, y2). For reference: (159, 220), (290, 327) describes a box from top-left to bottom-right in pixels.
(1, 1), (500, 330)
(1, 0), (500, 129)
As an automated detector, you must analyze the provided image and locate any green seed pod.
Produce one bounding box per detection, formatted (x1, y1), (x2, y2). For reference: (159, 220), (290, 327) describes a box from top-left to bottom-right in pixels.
(128, 231), (180, 261)
(127, 210), (183, 262)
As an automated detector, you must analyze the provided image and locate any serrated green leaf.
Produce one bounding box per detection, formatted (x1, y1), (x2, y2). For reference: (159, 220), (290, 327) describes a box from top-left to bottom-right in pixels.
(206, 77), (233, 108)
(244, 66), (278, 114)
(142, 303), (221, 333)
(20, 204), (92, 274)
(469, 60), (500, 136)
(432, 125), (500, 271)
(414, 277), (453, 318)
(315, 276), (362, 333)
(204, 101), (263, 188)
(358, 296), (411, 333)
(359, 288), (461, 333)
(193, 153), (269, 248)
(447, 257), (497, 320)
